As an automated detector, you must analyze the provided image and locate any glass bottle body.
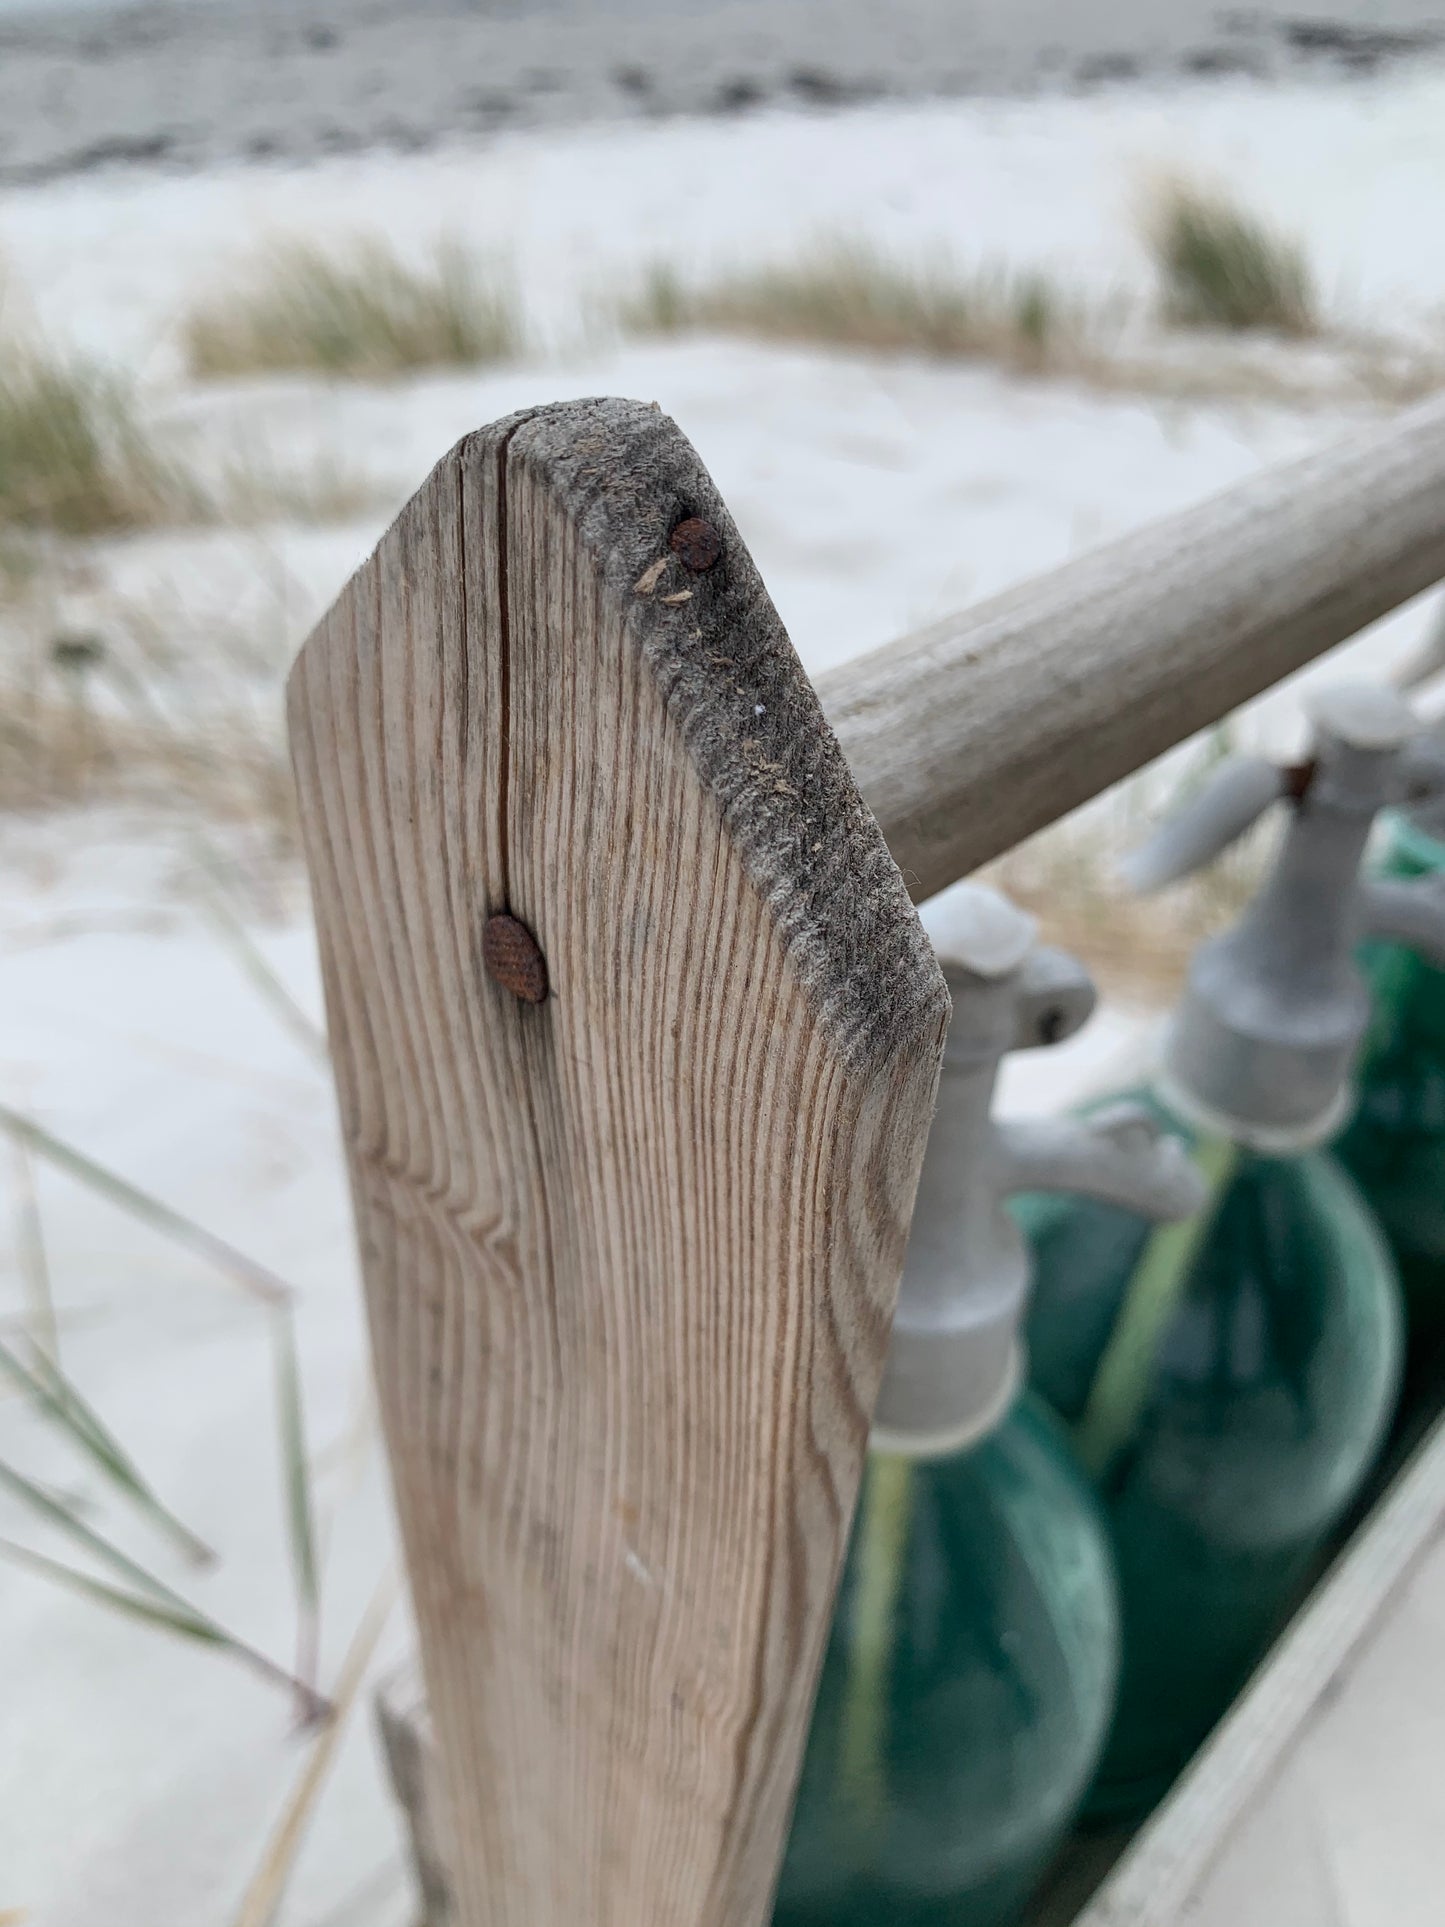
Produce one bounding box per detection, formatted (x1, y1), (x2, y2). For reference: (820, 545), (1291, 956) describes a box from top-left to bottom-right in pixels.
(774, 1395), (1118, 1927)
(1019, 1093), (1402, 1819)
(1337, 811), (1445, 1343)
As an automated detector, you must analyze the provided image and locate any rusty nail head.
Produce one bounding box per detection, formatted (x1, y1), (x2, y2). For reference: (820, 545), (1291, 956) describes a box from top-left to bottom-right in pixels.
(483, 914), (549, 1004)
(669, 517), (722, 573)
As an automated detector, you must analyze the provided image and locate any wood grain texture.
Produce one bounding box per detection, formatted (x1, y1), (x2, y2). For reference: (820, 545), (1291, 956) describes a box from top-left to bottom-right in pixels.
(288, 398), (948, 1927)
(822, 388), (1445, 901)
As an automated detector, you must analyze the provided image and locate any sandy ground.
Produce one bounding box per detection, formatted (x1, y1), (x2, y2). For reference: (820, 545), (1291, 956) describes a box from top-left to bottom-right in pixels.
(2, 65), (1445, 1927)
(0, 0), (1444, 185)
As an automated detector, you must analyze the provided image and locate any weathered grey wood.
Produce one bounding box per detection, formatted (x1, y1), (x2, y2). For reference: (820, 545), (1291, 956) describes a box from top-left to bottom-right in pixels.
(1074, 1407), (1445, 1927)
(823, 389), (1445, 901)
(289, 399), (948, 1927)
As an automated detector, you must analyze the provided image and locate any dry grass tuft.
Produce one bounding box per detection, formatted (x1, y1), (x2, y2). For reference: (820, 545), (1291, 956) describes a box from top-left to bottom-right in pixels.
(1144, 179), (1319, 338)
(0, 681), (296, 840)
(612, 236), (1432, 405)
(618, 243), (1108, 376)
(987, 832), (1258, 1006)
(0, 574), (297, 845)
(0, 356), (177, 535)
(987, 736), (1273, 1006)
(206, 448), (389, 527)
(185, 238), (523, 380)
(0, 351), (385, 538)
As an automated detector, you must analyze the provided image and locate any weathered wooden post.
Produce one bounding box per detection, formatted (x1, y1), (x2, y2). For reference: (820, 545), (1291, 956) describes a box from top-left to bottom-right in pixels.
(288, 399), (950, 1926)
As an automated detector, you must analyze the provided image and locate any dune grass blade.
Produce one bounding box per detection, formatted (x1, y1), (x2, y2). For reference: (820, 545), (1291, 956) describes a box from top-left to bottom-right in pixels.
(188, 842), (328, 1062)
(11, 1136), (58, 1363)
(233, 1572), (397, 1927)
(0, 1334), (213, 1564)
(0, 356), (174, 534)
(0, 1305), (108, 1340)
(619, 242), (1095, 375)
(17, 1475), (89, 1523)
(1074, 1135), (1241, 1480)
(272, 1305), (321, 1700)
(1146, 181), (1318, 337)
(0, 1105), (292, 1307)
(187, 240), (521, 379)
(0, 1465), (331, 1715)
(839, 1450), (914, 1833)
(0, 1536), (232, 1645)
(0, 1451), (206, 1605)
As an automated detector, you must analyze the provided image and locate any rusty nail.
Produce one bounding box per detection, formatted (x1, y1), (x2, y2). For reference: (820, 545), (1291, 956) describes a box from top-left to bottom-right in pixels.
(483, 914), (549, 1004)
(669, 517), (722, 573)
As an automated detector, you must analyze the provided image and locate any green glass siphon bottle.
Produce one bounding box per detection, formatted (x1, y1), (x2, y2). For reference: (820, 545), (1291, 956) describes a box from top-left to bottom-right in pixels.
(1021, 685), (1445, 1822)
(1336, 779), (1445, 1351)
(774, 885), (1204, 1927)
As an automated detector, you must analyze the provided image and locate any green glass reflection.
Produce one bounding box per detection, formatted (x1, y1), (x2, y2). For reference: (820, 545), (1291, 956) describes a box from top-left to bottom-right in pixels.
(1019, 1097), (1402, 1820)
(774, 1396), (1118, 1927)
(1338, 812), (1445, 1337)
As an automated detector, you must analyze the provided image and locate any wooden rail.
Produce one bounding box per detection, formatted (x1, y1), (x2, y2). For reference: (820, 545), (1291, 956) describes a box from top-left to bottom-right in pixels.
(824, 388), (1445, 902)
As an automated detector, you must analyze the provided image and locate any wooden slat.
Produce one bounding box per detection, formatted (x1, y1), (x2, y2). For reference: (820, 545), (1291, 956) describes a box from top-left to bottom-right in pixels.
(288, 399), (948, 1927)
(823, 389), (1445, 901)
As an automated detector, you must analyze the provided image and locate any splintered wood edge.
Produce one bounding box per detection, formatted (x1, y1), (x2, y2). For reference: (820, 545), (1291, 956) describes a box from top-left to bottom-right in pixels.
(460, 396), (948, 1077)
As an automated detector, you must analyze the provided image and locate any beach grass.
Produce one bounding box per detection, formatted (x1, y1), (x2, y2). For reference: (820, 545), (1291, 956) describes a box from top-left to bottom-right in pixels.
(616, 235), (1443, 405)
(0, 1106), (332, 1724)
(617, 243), (1104, 376)
(0, 570), (298, 837)
(986, 732), (1273, 1003)
(231, 1573), (396, 1927)
(0, 1331), (214, 1566)
(0, 653), (294, 835)
(185, 238), (522, 379)
(0, 355), (175, 534)
(1144, 179), (1319, 337)
(0, 343), (385, 539)
(207, 446), (388, 526)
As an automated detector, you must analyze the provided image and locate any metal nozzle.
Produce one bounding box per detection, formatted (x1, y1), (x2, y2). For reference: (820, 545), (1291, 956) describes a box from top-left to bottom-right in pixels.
(1130, 684), (1445, 1147)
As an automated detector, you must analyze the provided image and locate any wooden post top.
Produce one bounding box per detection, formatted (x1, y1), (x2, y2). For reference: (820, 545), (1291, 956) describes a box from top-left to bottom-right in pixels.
(288, 398), (948, 1927)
